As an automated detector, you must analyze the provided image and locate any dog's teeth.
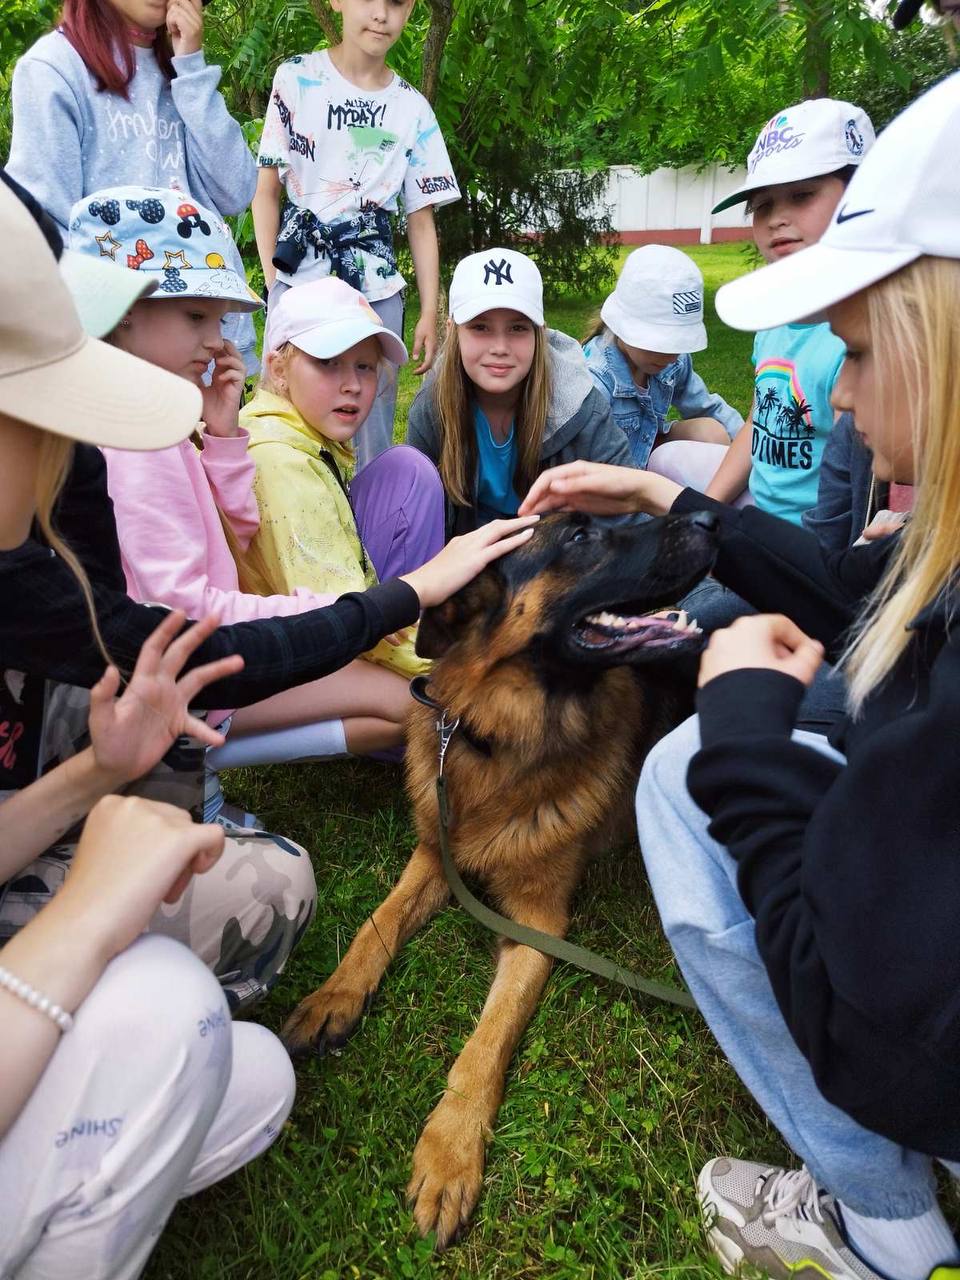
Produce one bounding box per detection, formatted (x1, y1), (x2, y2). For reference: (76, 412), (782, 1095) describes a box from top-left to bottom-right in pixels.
(671, 609), (689, 631)
(689, 617), (699, 631)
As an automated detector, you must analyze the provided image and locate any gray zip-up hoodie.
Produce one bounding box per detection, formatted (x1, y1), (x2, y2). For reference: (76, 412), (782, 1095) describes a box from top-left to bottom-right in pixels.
(406, 327), (635, 534)
(8, 31), (257, 369)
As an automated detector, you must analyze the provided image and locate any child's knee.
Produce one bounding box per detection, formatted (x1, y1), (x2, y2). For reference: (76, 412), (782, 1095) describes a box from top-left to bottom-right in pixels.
(637, 714), (702, 810)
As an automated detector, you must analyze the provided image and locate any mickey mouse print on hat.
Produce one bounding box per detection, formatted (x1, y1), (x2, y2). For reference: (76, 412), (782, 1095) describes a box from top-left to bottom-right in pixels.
(448, 248), (545, 326)
(69, 186), (262, 312)
(712, 99), (876, 214)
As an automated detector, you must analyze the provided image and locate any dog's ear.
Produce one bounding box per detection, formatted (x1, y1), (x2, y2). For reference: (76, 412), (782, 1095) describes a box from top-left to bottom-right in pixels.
(416, 571), (504, 659)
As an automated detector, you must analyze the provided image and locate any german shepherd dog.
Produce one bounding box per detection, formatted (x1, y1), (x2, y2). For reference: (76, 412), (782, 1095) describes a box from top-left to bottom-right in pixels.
(282, 509), (718, 1248)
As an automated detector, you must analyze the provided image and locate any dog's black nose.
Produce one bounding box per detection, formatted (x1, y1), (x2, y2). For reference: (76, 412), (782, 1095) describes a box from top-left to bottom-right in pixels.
(690, 511), (719, 532)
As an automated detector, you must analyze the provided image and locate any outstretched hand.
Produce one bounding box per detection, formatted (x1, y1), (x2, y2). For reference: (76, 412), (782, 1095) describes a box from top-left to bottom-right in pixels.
(400, 516), (539, 608)
(519, 461), (681, 517)
(88, 611), (243, 785)
(698, 614), (824, 689)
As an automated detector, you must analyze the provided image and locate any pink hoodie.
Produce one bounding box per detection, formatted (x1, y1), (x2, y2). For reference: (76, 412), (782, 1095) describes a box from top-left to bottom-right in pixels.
(103, 430), (335, 725)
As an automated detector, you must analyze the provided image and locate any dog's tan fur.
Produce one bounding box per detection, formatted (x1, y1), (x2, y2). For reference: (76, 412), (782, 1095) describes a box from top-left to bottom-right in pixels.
(281, 537), (691, 1248)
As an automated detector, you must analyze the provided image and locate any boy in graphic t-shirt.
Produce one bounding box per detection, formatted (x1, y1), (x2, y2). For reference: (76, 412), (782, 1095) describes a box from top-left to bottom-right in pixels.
(252, 0), (460, 467)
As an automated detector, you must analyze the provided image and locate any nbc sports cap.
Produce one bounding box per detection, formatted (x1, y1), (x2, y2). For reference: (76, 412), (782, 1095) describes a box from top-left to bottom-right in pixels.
(715, 71), (960, 333)
(0, 169), (157, 337)
(601, 245), (707, 353)
(712, 99), (875, 214)
(264, 278), (407, 364)
(68, 185), (262, 312)
(0, 183), (201, 449)
(448, 249), (544, 326)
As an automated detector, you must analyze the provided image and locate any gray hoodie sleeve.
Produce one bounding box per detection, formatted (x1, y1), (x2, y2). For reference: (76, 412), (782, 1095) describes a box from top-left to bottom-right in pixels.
(171, 52), (256, 213)
(8, 52), (86, 229)
(404, 377), (441, 463)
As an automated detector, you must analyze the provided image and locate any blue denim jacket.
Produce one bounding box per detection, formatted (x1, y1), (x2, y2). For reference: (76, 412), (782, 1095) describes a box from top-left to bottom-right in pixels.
(583, 330), (743, 468)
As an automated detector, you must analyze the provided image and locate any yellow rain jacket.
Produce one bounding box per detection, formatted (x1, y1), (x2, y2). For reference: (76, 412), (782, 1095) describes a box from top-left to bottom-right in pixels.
(239, 389), (428, 678)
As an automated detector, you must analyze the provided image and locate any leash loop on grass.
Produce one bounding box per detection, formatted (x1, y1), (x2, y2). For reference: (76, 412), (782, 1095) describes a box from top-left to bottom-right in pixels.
(425, 694), (698, 1011)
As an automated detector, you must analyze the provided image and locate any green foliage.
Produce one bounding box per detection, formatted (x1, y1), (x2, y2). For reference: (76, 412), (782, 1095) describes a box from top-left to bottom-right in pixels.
(0, 0), (59, 160)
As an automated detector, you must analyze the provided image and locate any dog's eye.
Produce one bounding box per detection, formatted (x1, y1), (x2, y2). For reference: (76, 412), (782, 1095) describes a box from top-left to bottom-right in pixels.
(568, 526), (590, 545)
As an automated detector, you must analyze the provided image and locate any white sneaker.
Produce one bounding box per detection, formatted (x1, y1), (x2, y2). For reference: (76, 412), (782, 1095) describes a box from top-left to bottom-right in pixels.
(698, 1158), (886, 1278)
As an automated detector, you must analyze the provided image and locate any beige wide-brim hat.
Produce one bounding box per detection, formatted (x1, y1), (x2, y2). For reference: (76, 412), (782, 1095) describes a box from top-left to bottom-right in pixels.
(1, 184), (201, 450)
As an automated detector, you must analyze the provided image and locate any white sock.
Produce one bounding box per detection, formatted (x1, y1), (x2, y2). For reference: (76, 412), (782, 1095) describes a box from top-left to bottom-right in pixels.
(206, 719), (348, 770)
(839, 1199), (959, 1280)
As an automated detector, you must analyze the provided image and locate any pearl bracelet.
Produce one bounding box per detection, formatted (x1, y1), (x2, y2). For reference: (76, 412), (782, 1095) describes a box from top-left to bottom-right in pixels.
(0, 965), (74, 1033)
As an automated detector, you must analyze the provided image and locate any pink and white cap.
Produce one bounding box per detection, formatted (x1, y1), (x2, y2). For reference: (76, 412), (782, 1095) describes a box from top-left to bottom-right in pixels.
(264, 278), (408, 365)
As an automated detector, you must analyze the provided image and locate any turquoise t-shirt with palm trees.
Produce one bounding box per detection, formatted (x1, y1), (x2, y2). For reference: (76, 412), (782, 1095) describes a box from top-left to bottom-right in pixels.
(748, 323), (846, 526)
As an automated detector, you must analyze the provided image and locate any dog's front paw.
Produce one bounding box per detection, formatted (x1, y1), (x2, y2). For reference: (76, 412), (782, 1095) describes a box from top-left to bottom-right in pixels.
(281, 979), (375, 1058)
(406, 1095), (490, 1250)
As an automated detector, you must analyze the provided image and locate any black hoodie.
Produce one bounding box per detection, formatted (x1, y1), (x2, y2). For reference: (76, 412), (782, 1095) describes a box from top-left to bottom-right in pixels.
(672, 486), (960, 1160)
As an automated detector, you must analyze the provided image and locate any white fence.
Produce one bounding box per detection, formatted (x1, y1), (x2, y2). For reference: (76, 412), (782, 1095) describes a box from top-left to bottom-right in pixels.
(600, 162), (752, 245)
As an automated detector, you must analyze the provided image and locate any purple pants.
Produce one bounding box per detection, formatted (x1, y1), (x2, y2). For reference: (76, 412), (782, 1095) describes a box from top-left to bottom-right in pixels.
(350, 444), (445, 580)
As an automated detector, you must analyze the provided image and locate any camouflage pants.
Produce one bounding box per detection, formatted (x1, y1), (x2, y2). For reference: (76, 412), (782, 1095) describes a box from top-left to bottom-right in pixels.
(0, 684), (317, 1013)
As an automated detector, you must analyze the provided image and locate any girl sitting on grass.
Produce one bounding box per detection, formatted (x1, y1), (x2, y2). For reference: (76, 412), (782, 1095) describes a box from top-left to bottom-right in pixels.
(522, 72), (960, 1280)
(406, 247), (634, 535)
(68, 186), (443, 762)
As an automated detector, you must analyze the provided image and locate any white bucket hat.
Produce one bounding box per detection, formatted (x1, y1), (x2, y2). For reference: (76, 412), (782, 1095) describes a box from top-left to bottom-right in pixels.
(0, 183), (201, 451)
(712, 99), (876, 214)
(264, 277), (408, 364)
(448, 248), (545, 326)
(601, 245), (707, 354)
(715, 71), (960, 332)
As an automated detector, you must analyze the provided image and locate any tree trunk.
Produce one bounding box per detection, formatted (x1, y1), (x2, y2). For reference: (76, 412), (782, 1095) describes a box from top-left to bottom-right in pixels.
(310, 0), (340, 46)
(421, 0), (455, 103)
(801, 0), (831, 97)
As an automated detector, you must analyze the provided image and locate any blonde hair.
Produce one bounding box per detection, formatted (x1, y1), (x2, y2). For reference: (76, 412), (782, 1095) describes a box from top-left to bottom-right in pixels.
(432, 321), (551, 507)
(843, 256), (960, 712)
(261, 341), (396, 401)
(34, 432), (112, 667)
(583, 309), (607, 343)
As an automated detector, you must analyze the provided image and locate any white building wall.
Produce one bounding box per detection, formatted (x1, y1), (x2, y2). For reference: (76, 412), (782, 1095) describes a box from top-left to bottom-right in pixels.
(602, 163), (750, 243)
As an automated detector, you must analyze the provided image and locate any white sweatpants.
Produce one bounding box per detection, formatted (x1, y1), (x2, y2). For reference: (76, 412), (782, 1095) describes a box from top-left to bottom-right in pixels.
(0, 934), (295, 1279)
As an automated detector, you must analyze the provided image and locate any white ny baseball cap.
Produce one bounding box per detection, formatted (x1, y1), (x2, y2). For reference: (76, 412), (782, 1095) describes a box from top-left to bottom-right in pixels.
(715, 71), (960, 332)
(265, 277), (407, 365)
(448, 249), (545, 326)
(712, 98), (876, 214)
(601, 245), (707, 354)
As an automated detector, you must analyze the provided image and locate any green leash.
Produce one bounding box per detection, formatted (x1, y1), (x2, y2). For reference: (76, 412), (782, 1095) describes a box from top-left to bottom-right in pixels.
(428, 698), (697, 1013)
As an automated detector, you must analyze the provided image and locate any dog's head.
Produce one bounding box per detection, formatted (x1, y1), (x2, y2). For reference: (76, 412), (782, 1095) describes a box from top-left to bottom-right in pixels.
(417, 510), (718, 674)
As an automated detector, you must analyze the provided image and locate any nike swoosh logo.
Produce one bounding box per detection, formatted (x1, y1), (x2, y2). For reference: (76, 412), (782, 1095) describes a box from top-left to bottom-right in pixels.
(836, 205), (875, 224)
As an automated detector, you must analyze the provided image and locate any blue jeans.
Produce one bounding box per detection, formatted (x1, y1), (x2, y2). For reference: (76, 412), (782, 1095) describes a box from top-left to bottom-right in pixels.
(635, 714), (951, 1220)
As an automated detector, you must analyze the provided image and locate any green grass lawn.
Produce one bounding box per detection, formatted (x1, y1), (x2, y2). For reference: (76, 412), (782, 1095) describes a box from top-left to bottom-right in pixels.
(145, 244), (778, 1280)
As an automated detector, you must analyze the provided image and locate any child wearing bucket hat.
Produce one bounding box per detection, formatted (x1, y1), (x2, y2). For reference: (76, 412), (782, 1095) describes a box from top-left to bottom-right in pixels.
(406, 247), (634, 534)
(67, 193), (471, 764)
(582, 245), (743, 469)
(524, 70), (960, 1280)
(0, 177), (297, 1277)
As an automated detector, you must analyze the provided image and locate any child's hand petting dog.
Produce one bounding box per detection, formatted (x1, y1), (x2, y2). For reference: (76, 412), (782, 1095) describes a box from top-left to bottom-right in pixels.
(401, 515), (539, 608)
(698, 614), (824, 689)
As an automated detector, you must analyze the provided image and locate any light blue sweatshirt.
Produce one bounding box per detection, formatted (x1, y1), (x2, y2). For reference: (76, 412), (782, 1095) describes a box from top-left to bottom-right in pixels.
(8, 31), (258, 370)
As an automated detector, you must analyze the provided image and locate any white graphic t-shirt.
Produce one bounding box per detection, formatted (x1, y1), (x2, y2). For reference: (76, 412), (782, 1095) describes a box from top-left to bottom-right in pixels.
(258, 50), (460, 298)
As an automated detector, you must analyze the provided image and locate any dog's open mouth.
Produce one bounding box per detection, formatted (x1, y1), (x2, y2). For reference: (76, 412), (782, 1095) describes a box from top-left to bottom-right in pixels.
(573, 607), (702, 655)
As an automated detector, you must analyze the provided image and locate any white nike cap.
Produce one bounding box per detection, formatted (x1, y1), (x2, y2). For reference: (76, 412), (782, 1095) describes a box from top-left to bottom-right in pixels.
(712, 98), (875, 214)
(715, 71), (960, 332)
